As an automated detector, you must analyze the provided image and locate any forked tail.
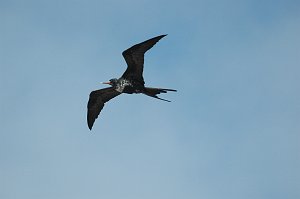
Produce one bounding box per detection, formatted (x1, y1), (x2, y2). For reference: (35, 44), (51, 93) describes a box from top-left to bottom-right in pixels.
(143, 87), (177, 102)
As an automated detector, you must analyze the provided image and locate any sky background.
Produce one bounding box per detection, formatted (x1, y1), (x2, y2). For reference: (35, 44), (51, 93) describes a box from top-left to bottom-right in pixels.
(1, 0), (300, 199)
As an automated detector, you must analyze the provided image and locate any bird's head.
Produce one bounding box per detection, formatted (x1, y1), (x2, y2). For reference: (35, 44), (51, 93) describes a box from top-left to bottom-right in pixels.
(102, 78), (118, 87)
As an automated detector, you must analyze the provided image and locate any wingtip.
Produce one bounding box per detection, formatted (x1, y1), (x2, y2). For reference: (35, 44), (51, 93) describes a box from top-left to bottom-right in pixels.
(156, 34), (167, 38)
(87, 122), (94, 130)
(154, 34), (167, 41)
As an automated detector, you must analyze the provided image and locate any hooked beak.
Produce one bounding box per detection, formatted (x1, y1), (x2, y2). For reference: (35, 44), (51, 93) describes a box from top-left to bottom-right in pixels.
(101, 81), (112, 85)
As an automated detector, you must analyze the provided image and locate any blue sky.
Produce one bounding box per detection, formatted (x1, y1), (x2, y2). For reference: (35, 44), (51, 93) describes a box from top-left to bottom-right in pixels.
(1, 0), (300, 199)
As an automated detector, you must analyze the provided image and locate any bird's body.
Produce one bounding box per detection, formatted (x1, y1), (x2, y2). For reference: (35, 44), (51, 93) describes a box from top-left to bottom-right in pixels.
(87, 35), (176, 130)
(108, 78), (143, 94)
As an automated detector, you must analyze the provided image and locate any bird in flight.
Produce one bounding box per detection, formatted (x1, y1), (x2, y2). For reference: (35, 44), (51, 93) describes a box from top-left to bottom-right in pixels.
(87, 35), (176, 130)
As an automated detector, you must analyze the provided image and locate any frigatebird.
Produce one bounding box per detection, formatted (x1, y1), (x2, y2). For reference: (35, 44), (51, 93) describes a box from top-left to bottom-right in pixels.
(87, 35), (176, 130)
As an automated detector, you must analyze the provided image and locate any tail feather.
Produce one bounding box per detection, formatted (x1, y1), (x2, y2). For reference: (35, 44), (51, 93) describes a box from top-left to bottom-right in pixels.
(143, 87), (177, 102)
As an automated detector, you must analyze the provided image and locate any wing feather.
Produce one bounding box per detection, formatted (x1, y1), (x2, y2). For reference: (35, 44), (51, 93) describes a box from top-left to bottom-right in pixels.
(87, 87), (121, 130)
(121, 35), (167, 83)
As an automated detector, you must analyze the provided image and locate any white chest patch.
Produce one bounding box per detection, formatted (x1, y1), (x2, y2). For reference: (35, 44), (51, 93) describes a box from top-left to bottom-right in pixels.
(116, 79), (132, 92)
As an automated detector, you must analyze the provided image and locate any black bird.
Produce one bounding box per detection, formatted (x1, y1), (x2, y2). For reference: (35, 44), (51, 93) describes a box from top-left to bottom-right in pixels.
(87, 35), (176, 130)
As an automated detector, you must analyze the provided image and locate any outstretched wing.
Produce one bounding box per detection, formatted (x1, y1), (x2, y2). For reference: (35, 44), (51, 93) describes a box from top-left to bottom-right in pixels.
(87, 87), (121, 130)
(121, 34), (167, 83)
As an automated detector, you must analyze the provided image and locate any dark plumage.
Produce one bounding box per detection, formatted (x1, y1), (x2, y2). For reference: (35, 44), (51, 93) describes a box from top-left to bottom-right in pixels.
(87, 35), (176, 130)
